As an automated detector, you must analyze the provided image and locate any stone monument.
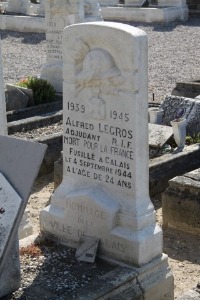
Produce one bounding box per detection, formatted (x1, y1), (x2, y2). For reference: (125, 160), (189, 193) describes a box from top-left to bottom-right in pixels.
(0, 40), (7, 136)
(0, 136), (46, 297)
(40, 0), (85, 92)
(40, 22), (174, 298)
(41, 0), (102, 93)
(41, 21), (163, 265)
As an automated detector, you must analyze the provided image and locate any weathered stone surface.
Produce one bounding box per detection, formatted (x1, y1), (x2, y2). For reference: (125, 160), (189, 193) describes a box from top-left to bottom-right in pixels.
(149, 123), (173, 148)
(187, 99), (200, 136)
(75, 236), (99, 263)
(101, 5), (188, 23)
(6, 83), (34, 107)
(0, 135), (47, 297)
(0, 173), (22, 260)
(41, 0), (102, 93)
(162, 168), (200, 235)
(69, 254), (174, 300)
(5, 88), (29, 111)
(0, 238), (20, 298)
(160, 95), (195, 126)
(41, 22), (163, 267)
(7, 0), (27, 15)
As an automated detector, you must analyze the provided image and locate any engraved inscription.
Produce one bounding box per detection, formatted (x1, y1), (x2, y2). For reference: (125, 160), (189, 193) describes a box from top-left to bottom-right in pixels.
(48, 220), (127, 254)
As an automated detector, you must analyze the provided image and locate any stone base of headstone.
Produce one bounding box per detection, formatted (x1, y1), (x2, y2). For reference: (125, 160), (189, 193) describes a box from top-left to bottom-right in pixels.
(40, 185), (163, 267)
(0, 239), (20, 298)
(64, 254), (174, 299)
(18, 209), (33, 240)
(162, 169), (200, 235)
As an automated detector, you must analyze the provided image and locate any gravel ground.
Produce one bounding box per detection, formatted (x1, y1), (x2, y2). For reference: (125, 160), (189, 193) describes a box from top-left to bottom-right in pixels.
(1, 17), (200, 103)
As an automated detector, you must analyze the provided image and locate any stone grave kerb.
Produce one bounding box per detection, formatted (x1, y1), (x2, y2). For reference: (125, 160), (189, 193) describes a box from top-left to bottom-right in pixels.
(41, 22), (163, 266)
(0, 136), (47, 278)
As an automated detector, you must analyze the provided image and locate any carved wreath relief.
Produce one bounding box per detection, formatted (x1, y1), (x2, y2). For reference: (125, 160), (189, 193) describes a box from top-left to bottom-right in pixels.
(71, 39), (124, 120)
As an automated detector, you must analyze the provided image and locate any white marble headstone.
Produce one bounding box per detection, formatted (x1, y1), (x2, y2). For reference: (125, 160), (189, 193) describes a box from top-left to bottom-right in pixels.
(40, 22), (162, 266)
(41, 0), (102, 93)
(41, 0), (85, 92)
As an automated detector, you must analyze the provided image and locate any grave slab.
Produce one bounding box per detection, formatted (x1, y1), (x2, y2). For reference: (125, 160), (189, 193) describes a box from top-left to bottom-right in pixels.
(0, 135), (47, 297)
(5, 88), (29, 111)
(149, 123), (173, 148)
(162, 168), (200, 235)
(40, 22), (163, 267)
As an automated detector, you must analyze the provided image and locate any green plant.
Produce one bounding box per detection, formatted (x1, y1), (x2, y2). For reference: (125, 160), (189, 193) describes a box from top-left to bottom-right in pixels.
(186, 134), (200, 145)
(16, 76), (56, 105)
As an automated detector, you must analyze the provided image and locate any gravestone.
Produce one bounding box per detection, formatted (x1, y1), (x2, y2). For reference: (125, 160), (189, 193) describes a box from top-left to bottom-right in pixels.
(41, 23), (174, 298)
(5, 88), (29, 111)
(149, 123), (173, 148)
(0, 40), (7, 135)
(0, 135), (47, 297)
(40, 0), (85, 92)
(160, 95), (195, 126)
(41, 0), (102, 93)
(41, 22), (163, 266)
(7, 0), (28, 15)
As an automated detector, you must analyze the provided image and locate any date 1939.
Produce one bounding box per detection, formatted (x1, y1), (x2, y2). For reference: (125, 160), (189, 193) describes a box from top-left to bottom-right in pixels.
(67, 102), (85, 114)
